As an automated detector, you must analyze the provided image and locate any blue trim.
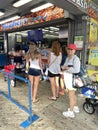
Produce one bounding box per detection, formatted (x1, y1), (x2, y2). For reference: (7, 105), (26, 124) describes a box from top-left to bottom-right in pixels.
(20, 114), (39, 128)
(0, 69), (39, 128)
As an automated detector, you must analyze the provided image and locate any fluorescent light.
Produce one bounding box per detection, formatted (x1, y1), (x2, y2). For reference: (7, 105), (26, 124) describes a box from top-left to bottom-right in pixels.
(31, 3), (53, 13)
(44, 34), (58, 38)
(42, 29), (49, 32)
(0, 11), (4, 16)
(49, 26), (59, 31)
(13, 0), (32, 7)
(0, 15), (20, 24)
(49, 30), (54, 33)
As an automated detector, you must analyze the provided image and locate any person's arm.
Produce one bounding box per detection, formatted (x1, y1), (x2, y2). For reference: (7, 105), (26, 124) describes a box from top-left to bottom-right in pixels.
(39, 54), (43, 69)
(67, 57), (80, 74)
(61, 56), (80, 73)
(61, 66), (70, 71)
(47, 52), (51, 65)
(25, 52), (30, 71)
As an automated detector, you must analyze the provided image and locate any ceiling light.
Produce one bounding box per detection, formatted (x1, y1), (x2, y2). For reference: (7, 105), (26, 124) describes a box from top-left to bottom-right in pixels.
(31, 3), (53, 13)
(0, 11), (4, 16)
(49, 27), (59, 31)
(49, 30), (54, 33)
(44, 34), (58, 37)
(0, 15), (20, 24)
(13, 0), (32, 7)
(42, 29), (49, 32)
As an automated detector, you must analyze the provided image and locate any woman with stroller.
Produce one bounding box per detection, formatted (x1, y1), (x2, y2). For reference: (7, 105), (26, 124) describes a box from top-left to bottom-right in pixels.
(61, 43), (80, 118)
(25, 43), (42, 103)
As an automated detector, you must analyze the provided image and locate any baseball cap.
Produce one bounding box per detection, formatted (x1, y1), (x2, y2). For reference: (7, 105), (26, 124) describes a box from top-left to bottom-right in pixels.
(67, 43), (76, 50)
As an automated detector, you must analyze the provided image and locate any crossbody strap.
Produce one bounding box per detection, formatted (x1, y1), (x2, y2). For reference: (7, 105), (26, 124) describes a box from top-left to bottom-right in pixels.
(49, 56), (57, 66)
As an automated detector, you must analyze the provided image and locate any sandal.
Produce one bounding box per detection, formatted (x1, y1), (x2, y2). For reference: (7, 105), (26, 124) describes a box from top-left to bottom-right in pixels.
(48, 97), (57, 101)
(33, 99), (39, 103)
(59, 89), (65, 95)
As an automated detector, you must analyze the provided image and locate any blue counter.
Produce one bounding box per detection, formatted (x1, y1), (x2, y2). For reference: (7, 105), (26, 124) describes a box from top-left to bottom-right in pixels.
(0, 53), (7, 67)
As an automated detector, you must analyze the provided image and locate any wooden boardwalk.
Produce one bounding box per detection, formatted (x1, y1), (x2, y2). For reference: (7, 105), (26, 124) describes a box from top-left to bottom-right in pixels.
(0, 75), (98, 130)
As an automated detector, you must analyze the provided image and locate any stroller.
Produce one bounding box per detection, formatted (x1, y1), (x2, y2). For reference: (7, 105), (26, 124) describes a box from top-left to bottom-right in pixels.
(82, 84), (98, 114)
(74, 66), (98, 114)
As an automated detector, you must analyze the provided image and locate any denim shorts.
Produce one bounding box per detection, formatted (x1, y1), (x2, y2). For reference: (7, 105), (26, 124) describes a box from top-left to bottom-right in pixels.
(28, 68), (41, 76)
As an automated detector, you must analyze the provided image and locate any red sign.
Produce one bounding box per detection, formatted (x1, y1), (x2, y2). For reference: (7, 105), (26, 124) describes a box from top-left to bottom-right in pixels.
(0, 6), (64, 31)
(87, 1), (98, 21)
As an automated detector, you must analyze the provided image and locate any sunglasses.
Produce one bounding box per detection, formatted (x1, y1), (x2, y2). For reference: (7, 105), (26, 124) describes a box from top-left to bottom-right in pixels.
(67, 48), (74, 50)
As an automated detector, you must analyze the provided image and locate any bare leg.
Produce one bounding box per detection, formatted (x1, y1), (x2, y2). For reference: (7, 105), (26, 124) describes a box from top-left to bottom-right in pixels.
(29, 75), (34, 99)
(68, 90), (76, 111)
(55, 76), (59, 97)
(49, 77), (56, 98)
(33, 76), (40, 102)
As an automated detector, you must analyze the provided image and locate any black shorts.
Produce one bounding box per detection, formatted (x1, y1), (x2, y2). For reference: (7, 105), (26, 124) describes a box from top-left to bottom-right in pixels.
(48, 70), (60, 77)
(28, 68), (41, 76)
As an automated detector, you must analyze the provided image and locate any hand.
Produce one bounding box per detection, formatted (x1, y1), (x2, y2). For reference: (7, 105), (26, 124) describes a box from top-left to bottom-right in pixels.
(61, 66), (69, 71)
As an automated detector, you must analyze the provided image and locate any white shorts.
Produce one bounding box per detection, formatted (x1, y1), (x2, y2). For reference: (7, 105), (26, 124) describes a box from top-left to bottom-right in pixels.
(63, 71), (75, 90)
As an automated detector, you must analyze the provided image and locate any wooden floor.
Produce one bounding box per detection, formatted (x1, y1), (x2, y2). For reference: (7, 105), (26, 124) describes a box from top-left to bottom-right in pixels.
(0, 74), (98, 130)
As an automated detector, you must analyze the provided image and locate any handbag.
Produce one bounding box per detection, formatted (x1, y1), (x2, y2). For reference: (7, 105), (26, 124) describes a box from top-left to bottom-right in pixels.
(45, 67), (49, 76)
(44, 56), (57, 76)
(73, 65), (92, 88)
(73, 74), (90, 88)
(73, 75), (84, 88)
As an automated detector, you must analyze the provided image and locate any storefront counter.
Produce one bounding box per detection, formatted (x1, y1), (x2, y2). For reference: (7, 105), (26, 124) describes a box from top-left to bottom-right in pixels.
(0, 53), (7, 67)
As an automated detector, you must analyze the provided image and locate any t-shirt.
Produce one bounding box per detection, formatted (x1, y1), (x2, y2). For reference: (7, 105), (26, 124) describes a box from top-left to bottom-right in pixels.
(64, 55), (80, 74)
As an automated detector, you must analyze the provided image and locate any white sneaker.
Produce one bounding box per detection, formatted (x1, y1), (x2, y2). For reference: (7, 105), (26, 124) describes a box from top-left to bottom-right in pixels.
(74, 106), (79, 113)
(68, 106), (79, 113)
(63, 110), (75, 118)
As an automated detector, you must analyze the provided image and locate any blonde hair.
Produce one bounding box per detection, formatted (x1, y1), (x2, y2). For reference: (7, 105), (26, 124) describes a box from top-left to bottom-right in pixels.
(25, 44), (38, 60)
(30, 49), (40, 60)
(52, 41), (60, 56)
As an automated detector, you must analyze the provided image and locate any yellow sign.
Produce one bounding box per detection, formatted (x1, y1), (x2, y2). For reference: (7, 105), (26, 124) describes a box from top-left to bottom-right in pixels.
(88, 47), (98, 66)
(89, 18), (98, 46)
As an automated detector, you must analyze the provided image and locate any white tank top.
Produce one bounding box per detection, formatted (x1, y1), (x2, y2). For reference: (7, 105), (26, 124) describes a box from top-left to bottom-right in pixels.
(48, 52), (61, 74)
(29, 58), (41, 70)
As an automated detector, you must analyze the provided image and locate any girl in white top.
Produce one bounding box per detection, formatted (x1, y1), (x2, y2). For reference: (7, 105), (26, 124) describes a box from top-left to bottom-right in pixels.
(48, 41), (62, 100)
(25, 43), (42, 103)
(48, 52), (61, 74)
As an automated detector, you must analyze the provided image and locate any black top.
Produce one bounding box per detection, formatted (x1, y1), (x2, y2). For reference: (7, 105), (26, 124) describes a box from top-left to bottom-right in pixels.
(14, 56), (22, 64)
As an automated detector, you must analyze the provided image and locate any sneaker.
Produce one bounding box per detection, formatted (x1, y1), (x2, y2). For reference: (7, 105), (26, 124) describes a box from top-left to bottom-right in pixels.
(74, 106), (79, 113)
(63, 110), (75, 118)
(68, 106), (79, 113)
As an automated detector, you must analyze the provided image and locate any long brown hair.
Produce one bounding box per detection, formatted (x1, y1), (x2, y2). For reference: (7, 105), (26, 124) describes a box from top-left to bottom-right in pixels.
(51, 41), (60, 56)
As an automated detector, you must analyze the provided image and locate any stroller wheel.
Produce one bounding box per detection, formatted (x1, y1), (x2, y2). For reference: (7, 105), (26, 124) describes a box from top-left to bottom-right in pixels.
(83, 102), (95, 114)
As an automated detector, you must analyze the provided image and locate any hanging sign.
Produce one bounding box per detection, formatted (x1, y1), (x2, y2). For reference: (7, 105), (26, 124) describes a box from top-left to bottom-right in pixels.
(74, 36), (84, 50)
(89, 18), (98, 47)
(88, 47), (98, 66)
(0, 6), (64, 31)
(67, 0), (88, 12)
(87, 0), (98, 21)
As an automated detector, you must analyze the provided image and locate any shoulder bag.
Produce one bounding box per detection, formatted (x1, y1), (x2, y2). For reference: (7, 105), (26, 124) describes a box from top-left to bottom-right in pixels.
(45, 56), (57, 76)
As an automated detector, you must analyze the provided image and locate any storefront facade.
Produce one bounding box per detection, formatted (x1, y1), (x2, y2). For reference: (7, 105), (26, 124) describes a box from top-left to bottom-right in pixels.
(0, 0), (97, 67)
